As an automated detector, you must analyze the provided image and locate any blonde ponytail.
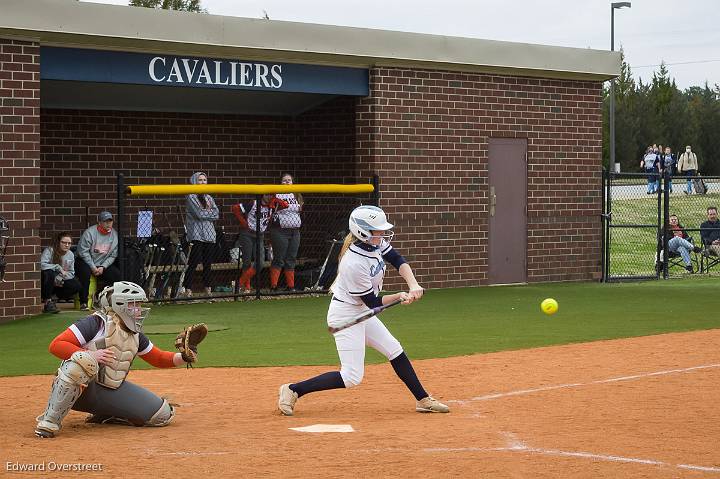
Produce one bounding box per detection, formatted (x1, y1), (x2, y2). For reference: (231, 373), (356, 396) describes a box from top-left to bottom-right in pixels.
(337, 233), (355, 262)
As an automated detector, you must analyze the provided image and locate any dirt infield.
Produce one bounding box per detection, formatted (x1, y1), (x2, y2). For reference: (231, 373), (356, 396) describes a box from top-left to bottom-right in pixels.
(2, 329), (719, 478)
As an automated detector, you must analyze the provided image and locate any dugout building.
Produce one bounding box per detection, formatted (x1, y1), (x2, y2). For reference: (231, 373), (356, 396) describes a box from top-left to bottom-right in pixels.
(0, 0), (619, 321)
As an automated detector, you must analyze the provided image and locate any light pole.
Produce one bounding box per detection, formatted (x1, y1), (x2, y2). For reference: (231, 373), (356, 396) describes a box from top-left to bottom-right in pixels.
(610, 2), (631, 172)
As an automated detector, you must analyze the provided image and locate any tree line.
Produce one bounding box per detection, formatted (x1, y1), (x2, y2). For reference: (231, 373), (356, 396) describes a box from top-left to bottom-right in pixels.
(603, 51), (720, 175)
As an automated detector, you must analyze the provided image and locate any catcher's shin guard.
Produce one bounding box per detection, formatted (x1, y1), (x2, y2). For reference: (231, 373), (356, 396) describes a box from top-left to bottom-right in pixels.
(35, 351), (98, 438)
(145, 399), (175, 426)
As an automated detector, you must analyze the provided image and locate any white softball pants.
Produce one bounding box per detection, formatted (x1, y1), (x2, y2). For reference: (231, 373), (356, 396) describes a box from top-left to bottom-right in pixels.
(328, 300), (403, 388)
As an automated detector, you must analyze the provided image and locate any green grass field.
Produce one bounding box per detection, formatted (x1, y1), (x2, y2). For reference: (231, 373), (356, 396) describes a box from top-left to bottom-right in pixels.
(2, 278), (719, 377)
(608, 180), (720, 277)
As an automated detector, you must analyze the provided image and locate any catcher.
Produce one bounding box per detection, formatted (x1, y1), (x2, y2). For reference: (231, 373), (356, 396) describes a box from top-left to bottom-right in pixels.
(35, 281), (207, 438)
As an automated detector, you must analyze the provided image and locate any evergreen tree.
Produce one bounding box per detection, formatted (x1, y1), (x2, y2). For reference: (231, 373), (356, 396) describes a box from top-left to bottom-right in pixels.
(604, 54), (720, 174)
(129, 0), (206, 13)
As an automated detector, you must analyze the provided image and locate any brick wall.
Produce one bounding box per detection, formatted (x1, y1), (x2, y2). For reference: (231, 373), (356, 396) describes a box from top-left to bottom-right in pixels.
(6, 61), (603, 321)
(0, 38), (41, 321)
(358, 67), (602, 289)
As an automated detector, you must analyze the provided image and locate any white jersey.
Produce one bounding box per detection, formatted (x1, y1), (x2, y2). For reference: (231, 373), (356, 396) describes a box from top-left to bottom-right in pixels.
(330, 239), (393, 306)
(246, 201), (272, 233)
(275, 193), (302, 228)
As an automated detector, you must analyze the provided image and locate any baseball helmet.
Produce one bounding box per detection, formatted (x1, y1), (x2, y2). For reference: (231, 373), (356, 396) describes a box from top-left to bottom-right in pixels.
(98, 281), (150, 333)
(349, 205), (394, 243)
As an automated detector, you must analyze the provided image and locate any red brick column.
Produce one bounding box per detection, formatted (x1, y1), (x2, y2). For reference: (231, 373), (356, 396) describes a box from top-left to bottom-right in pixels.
(357, 67), (603, 289)
(0, 38), (41, 321)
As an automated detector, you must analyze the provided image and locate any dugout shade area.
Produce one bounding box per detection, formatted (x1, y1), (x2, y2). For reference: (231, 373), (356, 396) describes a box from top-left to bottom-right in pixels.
(0, 0), (619, 320)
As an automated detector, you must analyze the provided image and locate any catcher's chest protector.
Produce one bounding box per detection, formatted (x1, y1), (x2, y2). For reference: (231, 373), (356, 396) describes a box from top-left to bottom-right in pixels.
(89, 314), (139, 389)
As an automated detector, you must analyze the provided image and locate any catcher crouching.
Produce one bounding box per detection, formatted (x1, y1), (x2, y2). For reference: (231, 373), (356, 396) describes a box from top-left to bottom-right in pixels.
(35, 281), (207, 438)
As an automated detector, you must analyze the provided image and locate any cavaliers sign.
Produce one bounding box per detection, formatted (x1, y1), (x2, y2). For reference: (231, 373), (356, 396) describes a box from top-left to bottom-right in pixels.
(41, 47), (369, 96)
(148, 56), (283, 88)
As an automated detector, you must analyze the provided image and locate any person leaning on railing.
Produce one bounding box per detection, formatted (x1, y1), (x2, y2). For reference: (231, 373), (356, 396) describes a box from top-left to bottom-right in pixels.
(269, 173), (304, 292)
(40, 231), (82, 313)
(180, 171), (220, 298)
(232, 194), (288, 292)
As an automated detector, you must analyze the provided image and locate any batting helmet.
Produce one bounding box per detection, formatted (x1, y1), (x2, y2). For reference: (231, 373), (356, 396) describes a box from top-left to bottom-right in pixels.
(349, 205), (394, 244)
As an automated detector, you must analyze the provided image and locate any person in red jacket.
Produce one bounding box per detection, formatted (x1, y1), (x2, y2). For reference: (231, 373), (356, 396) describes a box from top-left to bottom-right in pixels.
(35, 281), (199, 438)
(231, 194), (288, 291)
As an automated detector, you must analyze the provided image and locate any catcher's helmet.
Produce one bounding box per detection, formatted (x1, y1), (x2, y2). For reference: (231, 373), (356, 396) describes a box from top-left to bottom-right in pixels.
(98, 281), (149, 333)
(349, 205), (394, 244)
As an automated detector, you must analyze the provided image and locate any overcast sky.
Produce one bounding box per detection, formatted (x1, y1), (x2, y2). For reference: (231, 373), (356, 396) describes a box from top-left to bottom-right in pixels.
(86, 0), (719, 90)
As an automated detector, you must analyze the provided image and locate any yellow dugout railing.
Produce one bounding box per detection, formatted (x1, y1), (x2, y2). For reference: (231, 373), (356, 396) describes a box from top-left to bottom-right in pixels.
(126, 183), (375, 196)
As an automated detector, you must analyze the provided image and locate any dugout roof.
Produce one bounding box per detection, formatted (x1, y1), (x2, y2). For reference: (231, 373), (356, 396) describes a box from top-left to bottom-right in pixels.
(1, 0), (620, 115)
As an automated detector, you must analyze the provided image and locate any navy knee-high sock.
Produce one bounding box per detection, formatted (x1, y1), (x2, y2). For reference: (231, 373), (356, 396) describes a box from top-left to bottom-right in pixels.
(290, 371), (345, 398)
(390, 352), (428, 400)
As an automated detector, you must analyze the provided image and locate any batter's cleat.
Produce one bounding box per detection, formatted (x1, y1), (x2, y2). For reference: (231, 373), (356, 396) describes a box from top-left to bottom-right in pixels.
(416, 396), (450, 413)
(278, 383), (298, 416)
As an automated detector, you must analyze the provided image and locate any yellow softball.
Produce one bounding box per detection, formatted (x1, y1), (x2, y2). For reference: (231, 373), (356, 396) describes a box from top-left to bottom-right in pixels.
(541, 298), (558, 315)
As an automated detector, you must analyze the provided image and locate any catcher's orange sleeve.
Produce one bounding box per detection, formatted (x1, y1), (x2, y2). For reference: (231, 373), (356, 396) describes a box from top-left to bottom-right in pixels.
(139, 346), (176, 368)
(49, 329), (83, 360)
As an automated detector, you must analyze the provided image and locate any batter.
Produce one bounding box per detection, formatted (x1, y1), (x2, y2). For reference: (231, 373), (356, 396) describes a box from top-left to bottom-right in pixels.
(278, 205), (449, 415)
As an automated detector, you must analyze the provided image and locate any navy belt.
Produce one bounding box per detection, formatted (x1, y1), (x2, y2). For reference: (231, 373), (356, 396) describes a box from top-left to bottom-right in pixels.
(332, 296), (346, 303)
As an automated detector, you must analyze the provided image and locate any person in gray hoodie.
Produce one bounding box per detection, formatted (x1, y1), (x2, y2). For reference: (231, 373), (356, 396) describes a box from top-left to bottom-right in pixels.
(76, 211), (121, 310)
(181, 172), (219, 297)
(40, 231), (82, 313)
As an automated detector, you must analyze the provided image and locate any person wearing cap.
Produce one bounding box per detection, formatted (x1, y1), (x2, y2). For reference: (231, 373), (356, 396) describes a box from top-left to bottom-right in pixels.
(75, 211), (121, 310)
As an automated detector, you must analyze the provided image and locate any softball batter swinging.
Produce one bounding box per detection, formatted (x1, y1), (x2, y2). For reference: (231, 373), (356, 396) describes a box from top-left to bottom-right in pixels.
(278, 205), (449, 415)
(35, 281), (205, 438)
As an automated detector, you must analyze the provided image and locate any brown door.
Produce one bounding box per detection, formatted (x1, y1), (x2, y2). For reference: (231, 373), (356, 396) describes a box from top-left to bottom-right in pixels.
(488, 138), (527, 284)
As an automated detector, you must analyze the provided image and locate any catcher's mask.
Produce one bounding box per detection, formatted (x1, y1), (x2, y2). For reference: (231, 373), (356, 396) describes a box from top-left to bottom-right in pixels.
(100, 281), (150, 333)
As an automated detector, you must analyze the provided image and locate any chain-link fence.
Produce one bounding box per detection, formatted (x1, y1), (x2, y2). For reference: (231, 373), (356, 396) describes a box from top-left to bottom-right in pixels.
(603, 170), (720, 281)
(116, 177), (377, 303)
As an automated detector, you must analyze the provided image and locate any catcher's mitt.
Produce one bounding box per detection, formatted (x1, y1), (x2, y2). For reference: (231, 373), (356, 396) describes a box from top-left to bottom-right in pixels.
(175, 323), (208, 366)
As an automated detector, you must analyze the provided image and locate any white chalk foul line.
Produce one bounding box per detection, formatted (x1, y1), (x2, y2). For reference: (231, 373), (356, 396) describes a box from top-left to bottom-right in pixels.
(449, 363), (720, 402)
(423, 433), (720, 474)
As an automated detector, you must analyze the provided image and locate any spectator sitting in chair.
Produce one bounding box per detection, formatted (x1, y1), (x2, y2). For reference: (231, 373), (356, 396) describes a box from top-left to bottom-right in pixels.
(666, 215), (701, 273)
(700, 206), (720, 256)
(40, 231), (82, 313)
(76, 211), (121, 310)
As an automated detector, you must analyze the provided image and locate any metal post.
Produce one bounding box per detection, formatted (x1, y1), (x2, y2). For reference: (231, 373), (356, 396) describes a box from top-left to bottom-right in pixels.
(255, 194), (262, 299)
(662, 169), (670, 279)
(117, 173), (125, 279)
(600, 168), (607, 282)
(605, 169), (613, 279)
(609, 5), (616, 175)
(609, 3), (631, 177)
